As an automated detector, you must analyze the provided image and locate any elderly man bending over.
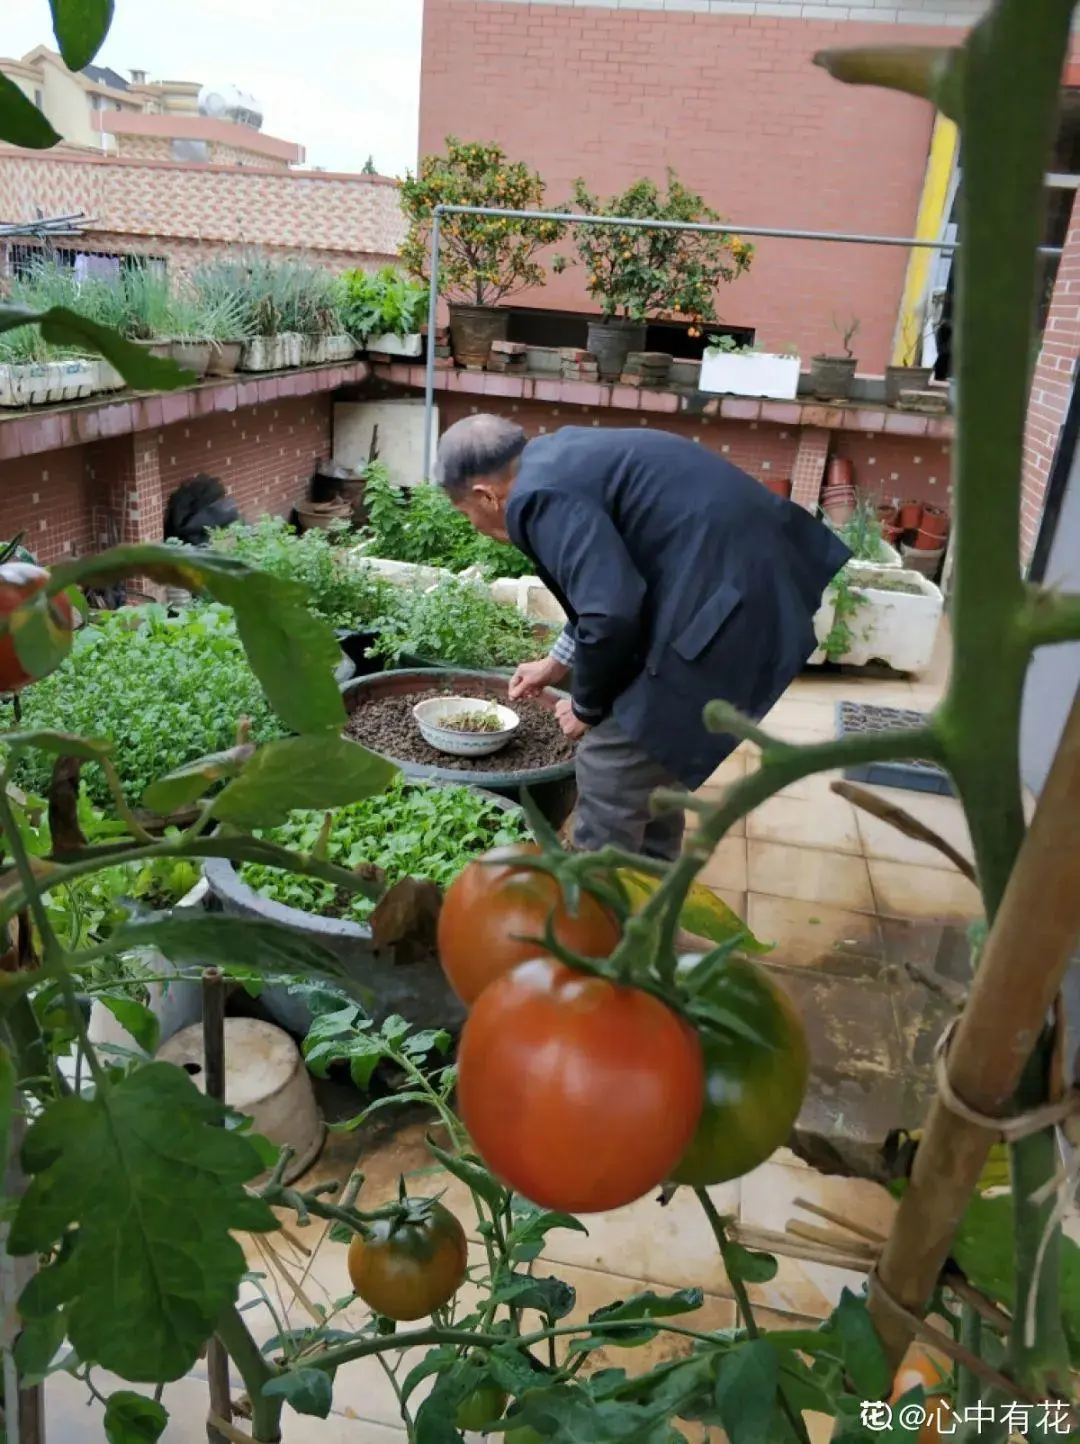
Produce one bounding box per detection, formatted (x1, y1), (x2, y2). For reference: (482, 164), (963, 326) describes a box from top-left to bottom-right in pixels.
(434, 415), (850, 861)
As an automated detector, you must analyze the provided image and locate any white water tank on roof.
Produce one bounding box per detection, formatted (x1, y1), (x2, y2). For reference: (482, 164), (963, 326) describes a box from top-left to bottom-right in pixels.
(197, 83), (263, 130)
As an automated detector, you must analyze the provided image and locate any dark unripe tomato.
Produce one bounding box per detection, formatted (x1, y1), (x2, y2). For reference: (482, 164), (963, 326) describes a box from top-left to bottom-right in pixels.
(670, 956), (808, 1187)
(437, 844), (621, 1006)
(458, 956), (704, 1213)
(456, 1387), (508, 1432)
(0, 564), (75, 694)
(346, 1200), (467, 1322)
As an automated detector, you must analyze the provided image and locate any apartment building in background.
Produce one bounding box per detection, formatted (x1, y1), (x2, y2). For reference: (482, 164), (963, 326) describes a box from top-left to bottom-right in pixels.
(0, 49), (404, 276)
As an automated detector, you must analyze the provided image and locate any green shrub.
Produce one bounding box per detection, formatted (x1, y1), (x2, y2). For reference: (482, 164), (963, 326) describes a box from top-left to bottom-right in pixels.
(208, 517), (395, 630)
(10, 605), (287, 809)
(337, 266), (428, 340)
(241, 778), (527, 922)
(370, 576), (551, 669)
(363, 465), (533, 578)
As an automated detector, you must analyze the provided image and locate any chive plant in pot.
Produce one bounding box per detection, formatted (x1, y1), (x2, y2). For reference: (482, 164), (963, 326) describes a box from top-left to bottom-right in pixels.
(400, 137), (566, 369)
(885, 334), (934, 407)
(338, 266), (428, 358)
(165, 290), (255, 380)
(560, 172), (753, 381)
(0, 262), (102, 403)
(118, 261), (173, 360)
(189, 261), (257, 376)
(808, 312), (861, 400)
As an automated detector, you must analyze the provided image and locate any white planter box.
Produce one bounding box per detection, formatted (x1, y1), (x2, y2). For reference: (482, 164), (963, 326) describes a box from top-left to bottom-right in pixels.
(323, 334), (357, 363)
(95, 359), (127, 393)
(849, 541), (901, 572)
(0, 359), (100, 407)
(240, 333), (303, 372)
(366, 332), (423, 358)
(810, 566), (944, 674)
(699, 350), (800, 401)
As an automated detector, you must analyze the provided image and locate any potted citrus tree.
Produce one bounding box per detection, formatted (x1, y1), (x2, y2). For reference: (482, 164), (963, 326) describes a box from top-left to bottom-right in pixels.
(400, 138), (566, 369)
(561, 171), (753, 380)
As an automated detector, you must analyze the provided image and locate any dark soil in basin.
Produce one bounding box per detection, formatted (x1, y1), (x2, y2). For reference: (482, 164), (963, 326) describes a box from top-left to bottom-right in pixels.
(344, 685), (575, 772)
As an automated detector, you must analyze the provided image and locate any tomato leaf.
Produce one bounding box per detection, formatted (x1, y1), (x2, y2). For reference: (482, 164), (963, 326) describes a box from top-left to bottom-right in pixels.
(210, 734), (398, 828)
(262, 1367), (334, 1419)
(571, 1287), (704, 1350)
(722, 1241), (778, 1285)
(101, 913), (349, 984)
(0, 78), (62, 149)
(507, 1201), (589, 1263)
(99, 996), (160, 1056)
(10, 591), (74, 684)
(9, 1063), (277, 1381)
(141, 744), (254, 815)
(103, 1391), (168, 1444)
(0, 1039), (14, 1191)
(714, 1339), (779, 1444)
(617, 868), (769, 952)
(830, 1290), (891, 1400)
(426, 1136), (509, 1212)
(1, 729), (113, 761)
(496, 1272), (576, 1321)
(50, 0), (115, 70)
(401, 1344), (460, 1406)
(487, 1340), (548, 1395)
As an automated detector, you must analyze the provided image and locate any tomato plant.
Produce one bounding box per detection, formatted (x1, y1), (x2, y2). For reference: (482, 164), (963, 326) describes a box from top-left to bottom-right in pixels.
(457, 956), (704, 1212)
(456, 1386), (508, 1431)
(346, 1199), (468, 1322)
(438, 843), (622, 1005)
(671, 955), (808, 1186)
(0, 562), (75, 693)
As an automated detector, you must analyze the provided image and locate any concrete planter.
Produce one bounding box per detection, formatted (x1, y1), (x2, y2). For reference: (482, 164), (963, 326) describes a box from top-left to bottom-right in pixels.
(323, 334), (358, 363)
(0, 359), (101, 407)
(241, 333), (303, 371)
(699, 350), (800, 401)
(810, 566), (944, 674)
(365, 332), (422, 358)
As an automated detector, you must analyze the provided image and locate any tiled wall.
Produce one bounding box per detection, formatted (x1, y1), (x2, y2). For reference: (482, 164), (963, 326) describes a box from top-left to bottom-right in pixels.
(0, 151), (405, 263)
(0, 395), (332, 562)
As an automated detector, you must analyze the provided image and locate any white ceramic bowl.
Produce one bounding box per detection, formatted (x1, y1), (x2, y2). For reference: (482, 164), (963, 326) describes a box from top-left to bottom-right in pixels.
(412, 695), (520, 757)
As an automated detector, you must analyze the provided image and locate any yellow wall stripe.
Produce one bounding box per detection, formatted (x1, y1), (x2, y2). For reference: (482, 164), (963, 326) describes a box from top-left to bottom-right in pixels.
(893, 114), (959, 367)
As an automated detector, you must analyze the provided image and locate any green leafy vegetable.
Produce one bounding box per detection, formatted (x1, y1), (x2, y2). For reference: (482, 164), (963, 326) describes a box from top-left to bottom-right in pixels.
(371, 576), (552, 670)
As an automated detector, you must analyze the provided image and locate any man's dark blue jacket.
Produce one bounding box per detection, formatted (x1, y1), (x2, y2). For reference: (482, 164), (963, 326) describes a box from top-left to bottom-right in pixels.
(505, 426), (851, 790)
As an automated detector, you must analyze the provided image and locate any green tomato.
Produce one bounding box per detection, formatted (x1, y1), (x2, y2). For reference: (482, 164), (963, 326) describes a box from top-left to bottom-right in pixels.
(456, 1387), (508, 1432)
(671, 955), (809, 1187)
(504, 1430), (545, 1444)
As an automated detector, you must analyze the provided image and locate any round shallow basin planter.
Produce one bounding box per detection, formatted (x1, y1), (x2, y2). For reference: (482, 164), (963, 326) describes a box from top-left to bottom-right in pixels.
(342, 668), (579, 830)
(206, 340), (244, 378)
(448, 303), (509, 370)
(587, 318), (647, 381)
(203, 779), (524, 1038)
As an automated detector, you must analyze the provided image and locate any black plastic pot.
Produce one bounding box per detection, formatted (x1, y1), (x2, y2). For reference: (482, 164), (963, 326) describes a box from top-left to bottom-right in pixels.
(336, 629), (385, 678)
(342, 668), (578, 830)
(203, 781), (522, 1038)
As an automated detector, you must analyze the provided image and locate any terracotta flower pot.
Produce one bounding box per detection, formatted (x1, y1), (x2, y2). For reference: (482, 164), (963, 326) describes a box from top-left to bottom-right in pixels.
(920, 505), (949, 540)
(877, 503), (899, 525)
(826, 458), (854, 490)
(913, 525), (947, 551)
(898, 501), (923, 531)
(882, 523), (902, 545)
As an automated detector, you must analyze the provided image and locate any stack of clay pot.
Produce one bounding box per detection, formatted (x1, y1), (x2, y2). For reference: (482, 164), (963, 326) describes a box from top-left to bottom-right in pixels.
(895, 500), (949, 577)
(820, 458), (856, 523)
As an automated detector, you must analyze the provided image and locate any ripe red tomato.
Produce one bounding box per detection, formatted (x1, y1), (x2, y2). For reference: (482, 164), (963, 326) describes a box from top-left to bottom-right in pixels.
(890, 1347), (951, 1442)
(0, 564), (75, 695)
(670, 956), (808, 1187)
(437, 843), (621, 1006)
(346, 1200), (467, 1322)
(457, 956), (704, 1213)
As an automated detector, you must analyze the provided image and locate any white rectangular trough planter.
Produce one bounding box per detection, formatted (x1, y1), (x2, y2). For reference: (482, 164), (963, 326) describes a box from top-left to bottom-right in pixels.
(699, 350), (801, 401)
(810, 566), (944, 674)
(0, 358), (101, 408)
(366, 332), (423, 358)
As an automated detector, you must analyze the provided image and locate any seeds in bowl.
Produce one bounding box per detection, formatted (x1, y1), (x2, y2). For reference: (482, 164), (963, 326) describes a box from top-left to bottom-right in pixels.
(440, 707), (504, 734)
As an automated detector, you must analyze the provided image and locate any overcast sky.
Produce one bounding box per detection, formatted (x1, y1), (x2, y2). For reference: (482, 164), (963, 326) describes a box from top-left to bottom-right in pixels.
(1, 0), (423, 177)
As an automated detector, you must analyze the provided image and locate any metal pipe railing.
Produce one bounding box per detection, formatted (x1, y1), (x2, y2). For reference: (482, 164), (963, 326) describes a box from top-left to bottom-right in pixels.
(420, 203), (1062, 479)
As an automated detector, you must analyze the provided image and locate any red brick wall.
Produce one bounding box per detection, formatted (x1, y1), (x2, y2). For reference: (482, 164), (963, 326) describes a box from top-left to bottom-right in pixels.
(420, 3), (949, 372)
(0, 395), (333, 563)
(831, 430), (952, 512)
(157, 396), (332, 521)
(1021, 190), (1080, 567)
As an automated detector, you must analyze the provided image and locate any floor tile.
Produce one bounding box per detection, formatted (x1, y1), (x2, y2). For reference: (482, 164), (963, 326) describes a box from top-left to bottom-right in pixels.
(868, 858), (984, 921)
(746, 793), (862, 855)
(739, 1158), (895, 1247)
(698, 834), (748, 892)
(774, 767), (845, 803)
(686, 807), (744, 838)
(747, 841), (876, 912)
(746, 894), (883, 968)
(699, 750), (746, 793)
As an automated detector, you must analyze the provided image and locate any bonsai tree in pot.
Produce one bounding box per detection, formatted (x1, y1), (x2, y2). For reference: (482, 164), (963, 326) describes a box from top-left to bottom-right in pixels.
(400, 137), (566, 369)
(885, 325), (934, 407)
(808, 312), (861, 400)
(560, 171), (753, 379)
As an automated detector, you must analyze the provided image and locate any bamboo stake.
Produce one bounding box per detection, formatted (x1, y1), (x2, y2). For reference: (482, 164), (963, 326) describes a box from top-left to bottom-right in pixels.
(785, 1220), (879, 1259)
(203, 970), (233, 1444)
(792, 1197), (887, 1245)
(868, 691), (1080, 1366)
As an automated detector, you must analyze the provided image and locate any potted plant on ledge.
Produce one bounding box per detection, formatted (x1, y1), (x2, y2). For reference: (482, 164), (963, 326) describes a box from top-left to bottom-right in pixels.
(561, 171), (753, 380)
(338, 266), (429, 358)
(808, 313), (861, 401)
(401, 137), (566, 369)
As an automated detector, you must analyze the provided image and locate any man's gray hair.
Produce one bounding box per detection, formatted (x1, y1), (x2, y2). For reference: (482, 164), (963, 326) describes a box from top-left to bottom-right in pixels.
(435, 414), (527, 498)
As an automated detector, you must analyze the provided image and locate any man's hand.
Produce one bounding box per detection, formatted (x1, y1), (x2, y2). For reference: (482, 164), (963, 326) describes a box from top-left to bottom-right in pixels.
(509, 655), (568, 702)
(555, 697), (589, 741)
